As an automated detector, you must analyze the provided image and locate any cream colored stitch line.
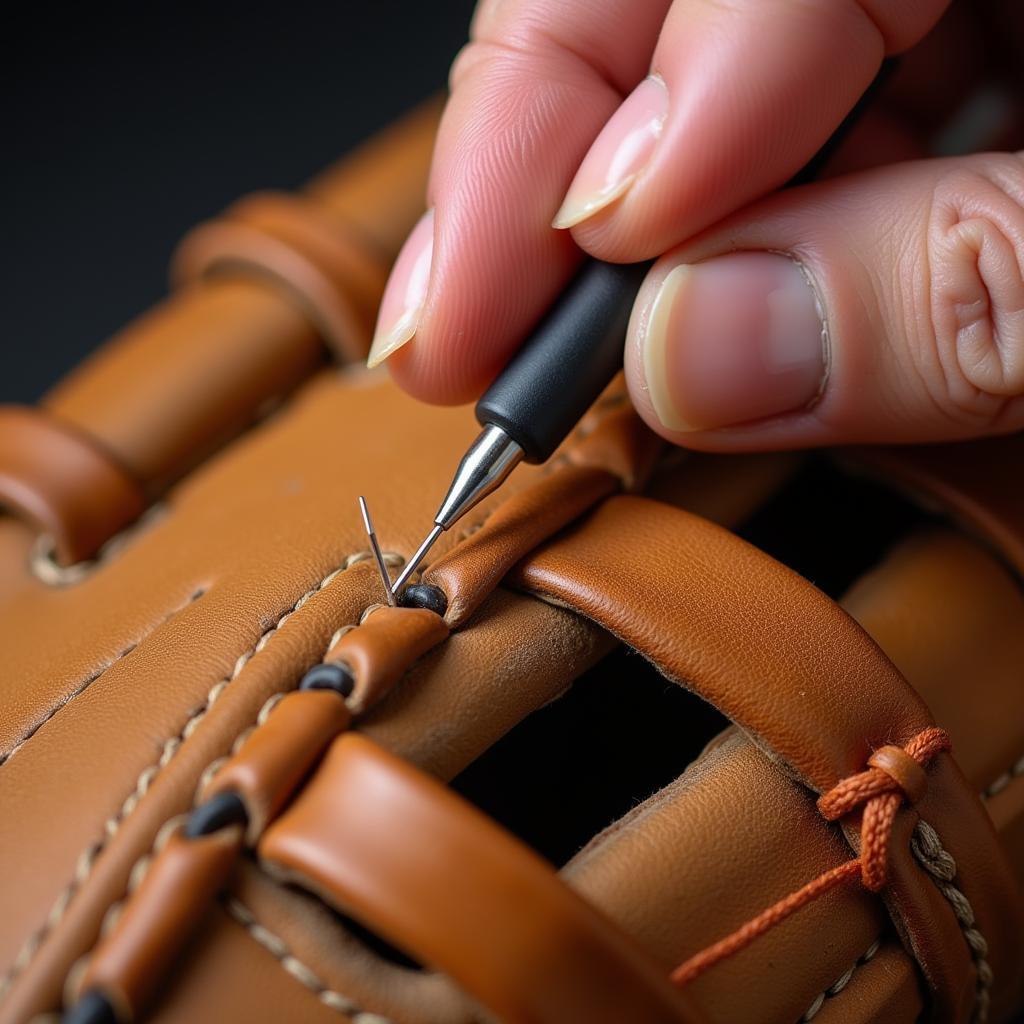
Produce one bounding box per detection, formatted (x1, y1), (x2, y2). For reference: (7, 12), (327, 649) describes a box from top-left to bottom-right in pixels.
(981, 752), (1024, 800)
(911, 820), (993, 1023)
(0, 588), (206, 767)
(799, 938), (881, 1022)
(0, 550), (391, 1001)
(224, 895), (394, 1023)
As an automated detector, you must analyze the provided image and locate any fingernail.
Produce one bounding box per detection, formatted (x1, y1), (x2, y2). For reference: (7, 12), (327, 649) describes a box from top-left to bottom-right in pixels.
(552, 75), (668, 229)
(367, 208), (434, 368)
(641, 253), (827, 431)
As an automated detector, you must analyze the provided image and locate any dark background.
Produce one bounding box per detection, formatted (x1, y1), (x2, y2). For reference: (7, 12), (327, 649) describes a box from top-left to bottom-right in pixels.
(2, 2), (476, 402)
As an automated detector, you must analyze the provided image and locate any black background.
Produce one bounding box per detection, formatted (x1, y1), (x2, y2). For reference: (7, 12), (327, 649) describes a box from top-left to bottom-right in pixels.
(2, 2), (476, 402)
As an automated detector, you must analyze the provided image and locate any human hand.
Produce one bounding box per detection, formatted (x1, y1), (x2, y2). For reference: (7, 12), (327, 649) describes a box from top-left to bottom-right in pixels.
(367, 0), (1024, 450)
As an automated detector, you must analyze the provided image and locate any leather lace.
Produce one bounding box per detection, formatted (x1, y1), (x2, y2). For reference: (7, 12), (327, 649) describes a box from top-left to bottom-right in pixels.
(671, 727), (951, 986)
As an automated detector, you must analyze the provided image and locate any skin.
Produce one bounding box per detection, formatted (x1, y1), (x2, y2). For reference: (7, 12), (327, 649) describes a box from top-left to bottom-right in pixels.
(373, 0), (1024, 451)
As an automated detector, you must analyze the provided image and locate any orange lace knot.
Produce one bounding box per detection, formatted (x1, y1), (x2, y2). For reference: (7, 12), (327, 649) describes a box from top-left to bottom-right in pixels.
(670, 726), (951, 987)
(816, 726), (951, 892)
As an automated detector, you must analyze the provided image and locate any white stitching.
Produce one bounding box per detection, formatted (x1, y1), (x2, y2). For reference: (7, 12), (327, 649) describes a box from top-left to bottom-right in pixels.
(223, 897), (394, 1023)
(911, 820), (993, 1023)
(0, 553), (381, 999)
(799, 939), (881, 1021)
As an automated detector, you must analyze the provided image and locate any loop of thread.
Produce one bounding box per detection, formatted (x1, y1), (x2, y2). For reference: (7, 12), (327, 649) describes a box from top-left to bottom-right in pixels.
(670, 727), (951, 987)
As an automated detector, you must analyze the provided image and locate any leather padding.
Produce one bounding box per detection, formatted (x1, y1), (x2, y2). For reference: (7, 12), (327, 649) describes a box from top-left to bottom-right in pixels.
(0, 406), (145, 564)
(512, 495), (1024, 1022)
(260, 733), (703, 1024)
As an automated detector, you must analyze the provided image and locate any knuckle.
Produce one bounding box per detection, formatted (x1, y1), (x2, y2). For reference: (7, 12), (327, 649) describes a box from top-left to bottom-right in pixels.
(922, 155), (1024, 427)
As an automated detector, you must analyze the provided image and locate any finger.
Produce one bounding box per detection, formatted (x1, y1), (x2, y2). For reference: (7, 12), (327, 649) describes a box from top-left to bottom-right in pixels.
(369, 0), (671, 404)
(554, 0), (951, 261)
(623, 151), (1024, 450)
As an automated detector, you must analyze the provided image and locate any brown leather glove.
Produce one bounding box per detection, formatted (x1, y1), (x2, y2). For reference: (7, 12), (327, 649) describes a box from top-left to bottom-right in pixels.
(1, 101), (1021, 1024)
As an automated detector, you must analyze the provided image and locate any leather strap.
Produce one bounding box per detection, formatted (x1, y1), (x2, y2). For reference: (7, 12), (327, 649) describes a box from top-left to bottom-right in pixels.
(260, 732), (703, 1024)
(845, 437), (1024, 577)
(0, 406), (144, 565)
(173, 191), (388, 362)
(40, 100), (440, 509)
(510, 495), (1024, 1023)
(76, 827), (242, 1020)
(425, 384), (663, 628)
(202, 689), (351, 841)
(325, 605), (448, 713)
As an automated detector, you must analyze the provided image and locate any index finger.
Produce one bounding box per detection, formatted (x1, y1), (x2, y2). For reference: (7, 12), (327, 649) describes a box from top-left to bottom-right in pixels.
(559, 0), (952, 260)
(378, 0), (672, 404)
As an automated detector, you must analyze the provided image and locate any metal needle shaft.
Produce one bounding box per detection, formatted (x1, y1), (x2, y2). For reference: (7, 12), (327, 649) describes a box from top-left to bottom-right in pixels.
(358, 496), (397, 606)
(390, 523), (443, 595)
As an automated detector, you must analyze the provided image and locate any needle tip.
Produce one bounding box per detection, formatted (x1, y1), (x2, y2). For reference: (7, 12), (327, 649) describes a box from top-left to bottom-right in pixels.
(392, 523), (444, 596)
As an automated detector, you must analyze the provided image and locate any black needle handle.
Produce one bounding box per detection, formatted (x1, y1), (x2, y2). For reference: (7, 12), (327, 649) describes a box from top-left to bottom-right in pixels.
(474, 57), (897, 466)
(475, 258), (651, 463)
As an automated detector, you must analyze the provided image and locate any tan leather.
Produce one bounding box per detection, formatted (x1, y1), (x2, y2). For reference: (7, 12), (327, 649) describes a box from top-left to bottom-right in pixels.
(44, 279), (323, 494)
(146, 896), (351, 1024)
(40, 100), (440, 517)
(327, 606), (449, 713)
(427, 462), (618, 627)
(172, 191), (387, 362)
(511, 495), (1024, 1022)
(202, 689), (351, 841)
(0, 371), (655, 1022)
(555, 530), (1024, 1024)
(77, 828), (242, 1020)
(260, 732), (702, 1024)
(2, 96), (1023, 1024)
(0, 407), (144, 566)
(867, 746), (928, 804)
(563, 730), (893, 1023)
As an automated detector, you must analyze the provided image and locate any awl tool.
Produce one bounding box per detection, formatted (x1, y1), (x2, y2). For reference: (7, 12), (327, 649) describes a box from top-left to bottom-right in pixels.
(388, 258), (650, 597)
(381, 58), (898, 599)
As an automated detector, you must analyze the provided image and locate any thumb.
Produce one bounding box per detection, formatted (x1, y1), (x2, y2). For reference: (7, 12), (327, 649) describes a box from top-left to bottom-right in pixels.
(624, 151), (1024, 450)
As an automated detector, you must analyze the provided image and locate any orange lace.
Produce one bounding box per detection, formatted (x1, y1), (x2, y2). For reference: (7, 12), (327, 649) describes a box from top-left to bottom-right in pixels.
(671, 727), (951, 986)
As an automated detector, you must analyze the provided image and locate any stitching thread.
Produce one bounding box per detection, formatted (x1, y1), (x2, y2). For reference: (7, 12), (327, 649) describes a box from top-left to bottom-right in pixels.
(911, 820), (993, 1024)
(799, 773), (1007, 1024)
(223, 898), (394, 1023)
(670, 728), (951, 987)
(7, 376), (1021, 1014)
(0, 590), (206, 768)
(799, 938), (881, 1022)
(0, 551), (383, 1000)
(981, 752), (1024, 800)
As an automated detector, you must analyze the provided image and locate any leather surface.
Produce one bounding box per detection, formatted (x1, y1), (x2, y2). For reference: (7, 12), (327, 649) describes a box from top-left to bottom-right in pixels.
(512, 496), (1024, 1021)
(327, 606), (449, 714)
(0, 371), (620, 1022)
(2, 99), (1023, 1024)
(203, 688), (351, 840)
(173, 191), (388, 362)
(260, 732), (701, 1024)
(0, 407), (144, 565)
(78, 827), (242, 1019)
(41, 100), (440, 502)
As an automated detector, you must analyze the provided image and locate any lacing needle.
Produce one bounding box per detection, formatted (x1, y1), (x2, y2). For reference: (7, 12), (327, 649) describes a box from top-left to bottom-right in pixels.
(358, 496), (397, 606)
(387, 61), (894, 598)
(390, 260), (650, 596)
